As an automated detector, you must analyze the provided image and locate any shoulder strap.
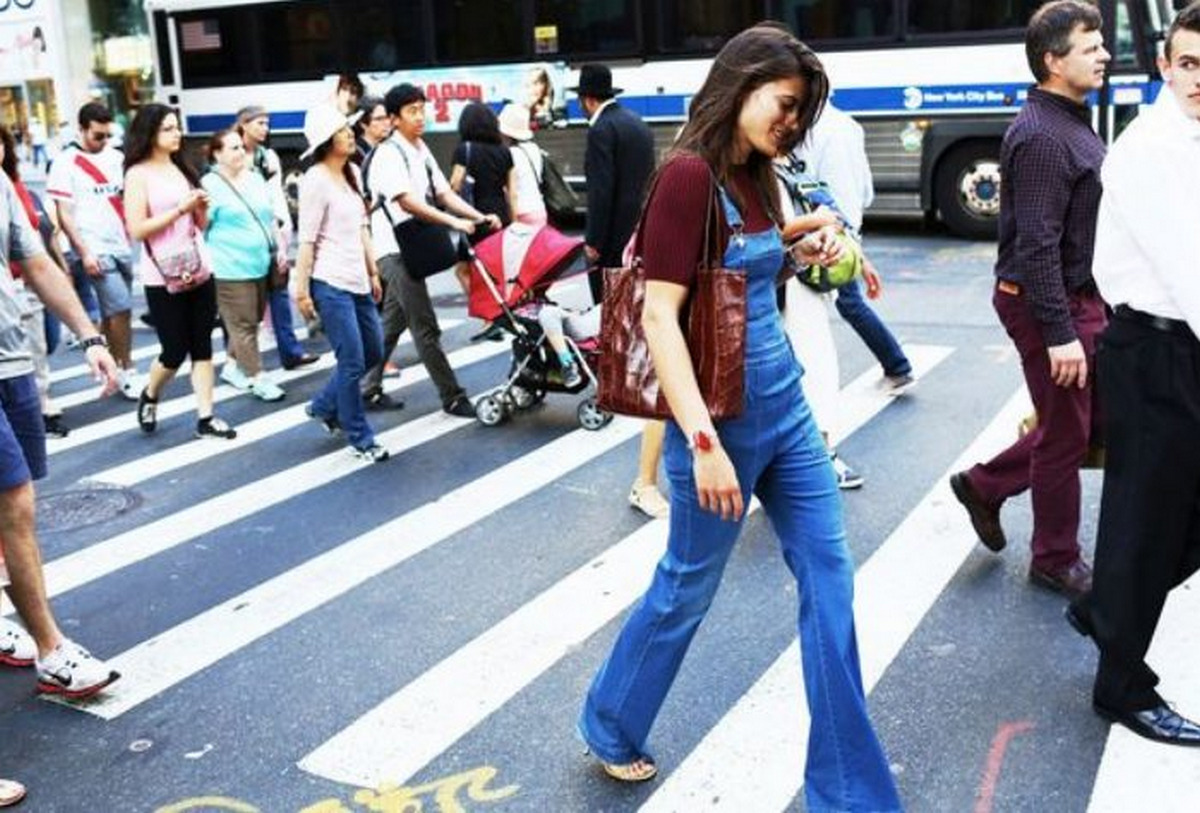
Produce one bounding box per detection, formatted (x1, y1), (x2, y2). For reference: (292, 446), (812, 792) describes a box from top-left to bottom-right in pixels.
(212, 172), (275, 251)
(516, 143), (543, 185)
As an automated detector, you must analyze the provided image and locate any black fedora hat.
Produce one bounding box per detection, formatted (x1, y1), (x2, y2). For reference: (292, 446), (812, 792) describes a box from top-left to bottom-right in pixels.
(569, 64), (623, 99)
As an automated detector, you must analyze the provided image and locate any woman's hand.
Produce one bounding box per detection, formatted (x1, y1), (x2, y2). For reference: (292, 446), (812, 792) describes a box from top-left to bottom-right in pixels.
(370, 274), (383, 304)
(178, 189), (210, 215)
(791, 225), (844, 267)
(693, 446), (743, 522)
(862, 256), (882, 299)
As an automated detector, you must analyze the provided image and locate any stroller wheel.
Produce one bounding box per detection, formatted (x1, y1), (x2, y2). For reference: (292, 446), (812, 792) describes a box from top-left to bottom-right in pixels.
(511, 385), (545, 410)
(578, 397), (613, 431)
(475, 394), (507, 427)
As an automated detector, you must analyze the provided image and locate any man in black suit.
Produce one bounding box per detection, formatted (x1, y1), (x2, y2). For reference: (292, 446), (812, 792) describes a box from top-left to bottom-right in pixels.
(573, 64), (655, 305)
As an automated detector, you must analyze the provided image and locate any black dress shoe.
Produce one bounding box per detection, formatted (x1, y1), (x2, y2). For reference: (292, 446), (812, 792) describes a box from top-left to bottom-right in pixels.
(282, 353), (320, 370)
(1094, 701), (1200, 746)
(364, 390), (405, 411)
(1064, 602), (1094, 638)
(949, 472), (1007, 552)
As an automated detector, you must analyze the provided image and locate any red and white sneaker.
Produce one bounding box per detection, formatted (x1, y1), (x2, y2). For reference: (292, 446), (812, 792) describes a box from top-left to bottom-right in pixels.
(0, 618), (35, 667)
(35, 639), (120, 699)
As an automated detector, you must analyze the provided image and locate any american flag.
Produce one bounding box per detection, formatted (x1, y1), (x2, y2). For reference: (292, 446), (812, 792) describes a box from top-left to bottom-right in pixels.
(180, 19), (222, 52)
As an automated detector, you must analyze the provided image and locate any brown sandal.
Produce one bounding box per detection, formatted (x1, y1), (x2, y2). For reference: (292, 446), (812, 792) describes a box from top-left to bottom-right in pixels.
(601, 758), (658, 783)
(0, 778), (26, 808)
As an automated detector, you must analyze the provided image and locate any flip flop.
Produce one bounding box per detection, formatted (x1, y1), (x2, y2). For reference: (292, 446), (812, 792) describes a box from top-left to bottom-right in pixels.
(0, 778), (26, 808)
(601, 757), (658, 783)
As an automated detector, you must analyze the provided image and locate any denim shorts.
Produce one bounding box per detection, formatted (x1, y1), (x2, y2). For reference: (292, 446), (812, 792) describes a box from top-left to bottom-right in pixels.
(75, 255), (133, 318)
(0, 374), (46, 490)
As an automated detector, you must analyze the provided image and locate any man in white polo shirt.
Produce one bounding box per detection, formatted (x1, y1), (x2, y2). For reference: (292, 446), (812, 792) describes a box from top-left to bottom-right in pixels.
(46, 101), (138, 399)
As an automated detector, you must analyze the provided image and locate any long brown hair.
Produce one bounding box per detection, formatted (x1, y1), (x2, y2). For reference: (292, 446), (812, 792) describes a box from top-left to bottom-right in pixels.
(667, 22), (828, 224)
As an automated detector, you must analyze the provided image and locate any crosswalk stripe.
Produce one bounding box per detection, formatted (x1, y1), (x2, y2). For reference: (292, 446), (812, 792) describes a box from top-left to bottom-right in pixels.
(88, 340), (510, 487)
(36, 407), (476, 602)
(1087, 572), (1200, 812)
(639, 386), (1031, 813)
(48, 328), (223, 385)
(62, 419), (645, 719)
(46, 321), (463, 456)
(296, 346), (954, 788)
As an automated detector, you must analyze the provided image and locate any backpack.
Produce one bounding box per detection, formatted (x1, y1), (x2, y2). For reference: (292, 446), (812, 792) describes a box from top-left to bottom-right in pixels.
(517, 143), (578, 226)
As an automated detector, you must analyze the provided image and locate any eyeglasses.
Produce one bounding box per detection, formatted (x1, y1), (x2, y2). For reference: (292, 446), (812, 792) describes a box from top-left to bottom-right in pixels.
(369, 114), (390, 122)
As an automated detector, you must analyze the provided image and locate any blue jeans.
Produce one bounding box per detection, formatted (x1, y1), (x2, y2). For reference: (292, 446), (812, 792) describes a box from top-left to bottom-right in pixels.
(309, 280), (383, 449)
(269, 287), (308, 363)
(579, 346), (901, 812)
(835, 279), (911, 378)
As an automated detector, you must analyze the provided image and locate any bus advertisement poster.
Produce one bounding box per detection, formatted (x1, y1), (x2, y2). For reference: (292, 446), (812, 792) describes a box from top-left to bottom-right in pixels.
(330, 62), (569, 133)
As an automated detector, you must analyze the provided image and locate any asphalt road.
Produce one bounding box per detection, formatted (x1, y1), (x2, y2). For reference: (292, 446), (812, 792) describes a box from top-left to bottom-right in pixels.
(2, 223), (1195, 813)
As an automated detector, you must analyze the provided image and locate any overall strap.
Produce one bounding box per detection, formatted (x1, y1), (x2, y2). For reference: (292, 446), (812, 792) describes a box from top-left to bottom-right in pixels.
(715, 184), (743, 234)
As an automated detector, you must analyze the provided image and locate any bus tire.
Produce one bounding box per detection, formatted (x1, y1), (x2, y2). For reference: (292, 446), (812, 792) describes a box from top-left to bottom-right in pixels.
(934, 141), (1002, 240)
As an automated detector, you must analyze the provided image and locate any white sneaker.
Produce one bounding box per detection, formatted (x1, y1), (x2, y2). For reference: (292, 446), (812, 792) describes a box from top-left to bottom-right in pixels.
(248, 376), (285, 402)
(882, 373), (916, 396)
(629, 479), (670, 519)
(0, 617), (35, 668)
(831, 453), (865, 490)
(35, 638), (120, 699)
(116, 369), (142, 401)
(220, 362), (251, 391)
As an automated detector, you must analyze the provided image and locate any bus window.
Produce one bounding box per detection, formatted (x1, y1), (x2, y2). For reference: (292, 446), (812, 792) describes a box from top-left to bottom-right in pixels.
(776, 0), (897, 43)
(176, 10), (253, 89)
(344, 0), (428, 71)
(533, 0), (641, 57)
(258, 0), (339, 78)
(906, 0), (1041, 36)
(658, 0), (762, 53)
(435, 0), (525, 62)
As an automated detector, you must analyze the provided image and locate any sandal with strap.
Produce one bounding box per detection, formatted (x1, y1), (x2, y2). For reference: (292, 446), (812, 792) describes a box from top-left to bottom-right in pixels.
(601, 757), (658, 783)
(0, 778), (26, 808)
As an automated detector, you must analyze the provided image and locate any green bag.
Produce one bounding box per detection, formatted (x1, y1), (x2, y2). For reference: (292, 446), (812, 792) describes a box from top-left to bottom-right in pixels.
(795, 231), (864, 293)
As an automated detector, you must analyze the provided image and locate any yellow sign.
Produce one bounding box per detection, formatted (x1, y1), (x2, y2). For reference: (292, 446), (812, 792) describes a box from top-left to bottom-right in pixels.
(534, 25), (559, 55)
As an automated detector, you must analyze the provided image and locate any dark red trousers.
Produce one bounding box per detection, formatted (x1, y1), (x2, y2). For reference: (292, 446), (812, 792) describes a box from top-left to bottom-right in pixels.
(967, 286), (1106, 570)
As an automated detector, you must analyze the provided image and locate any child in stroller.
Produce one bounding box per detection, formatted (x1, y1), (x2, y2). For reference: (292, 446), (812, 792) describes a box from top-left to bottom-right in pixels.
(467, 222), (612, 429)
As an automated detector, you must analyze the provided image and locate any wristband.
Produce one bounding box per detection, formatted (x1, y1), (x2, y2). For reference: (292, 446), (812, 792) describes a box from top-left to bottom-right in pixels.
(79, 334), (108, 350)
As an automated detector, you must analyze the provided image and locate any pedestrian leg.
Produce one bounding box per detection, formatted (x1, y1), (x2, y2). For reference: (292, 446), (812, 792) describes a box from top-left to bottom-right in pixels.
(394, 264), (464, 407)
(834, 279), (910, 377)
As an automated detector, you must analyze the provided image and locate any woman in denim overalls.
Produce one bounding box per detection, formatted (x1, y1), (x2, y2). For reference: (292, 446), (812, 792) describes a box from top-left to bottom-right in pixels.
(579, 25), (902, 812)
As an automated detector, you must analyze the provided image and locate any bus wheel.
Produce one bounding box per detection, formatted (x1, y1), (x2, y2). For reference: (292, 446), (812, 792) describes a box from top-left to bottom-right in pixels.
(935, 142), (1001, 240)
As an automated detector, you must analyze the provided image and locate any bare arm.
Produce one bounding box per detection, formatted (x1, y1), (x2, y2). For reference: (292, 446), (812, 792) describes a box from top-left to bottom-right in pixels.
(361, 225), (381, 302)
(292, 241), (316, 319)
(435, 187), (498, 229)
(123, 167), (206, 242)
(644, 280), (743, 520)
(53, 199), (102, 277)
(505, 166), (518, 222)
(448, 163), (467, 194)
(397, 192), (476, 233)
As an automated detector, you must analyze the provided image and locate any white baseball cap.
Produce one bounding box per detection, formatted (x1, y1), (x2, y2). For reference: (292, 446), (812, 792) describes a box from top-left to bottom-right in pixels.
(300, 104), (363, 160)
(498, 103), (534, 142)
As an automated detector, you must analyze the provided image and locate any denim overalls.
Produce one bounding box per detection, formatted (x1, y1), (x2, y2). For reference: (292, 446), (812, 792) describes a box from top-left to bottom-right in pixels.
(580, 187), (902, 812)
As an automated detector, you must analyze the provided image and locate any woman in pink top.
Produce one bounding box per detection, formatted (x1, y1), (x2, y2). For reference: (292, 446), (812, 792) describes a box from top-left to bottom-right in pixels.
(292, 105), (388, 463)
(123, 104), (236, 440)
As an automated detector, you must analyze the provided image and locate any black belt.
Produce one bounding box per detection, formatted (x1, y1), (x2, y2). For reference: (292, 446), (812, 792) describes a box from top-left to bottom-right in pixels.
(1114, 305), (1194, 337)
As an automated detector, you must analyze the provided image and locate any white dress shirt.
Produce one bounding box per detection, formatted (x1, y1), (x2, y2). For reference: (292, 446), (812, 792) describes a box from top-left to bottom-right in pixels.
(1092, 88), (1200, 338)
(793, 105), (874, 234)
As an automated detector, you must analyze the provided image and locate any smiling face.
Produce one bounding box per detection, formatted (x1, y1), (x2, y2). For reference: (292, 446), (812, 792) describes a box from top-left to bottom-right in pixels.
(1160, 28), (1200, 121)
(1046, 24), (1110, 98)
(214, 131), (246, 173)
(734, 77), (805, 161)
(329, 124), (356, 158)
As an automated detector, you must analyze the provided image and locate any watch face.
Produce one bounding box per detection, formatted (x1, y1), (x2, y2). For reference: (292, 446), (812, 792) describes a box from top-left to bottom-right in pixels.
(693, 431), (713, 452)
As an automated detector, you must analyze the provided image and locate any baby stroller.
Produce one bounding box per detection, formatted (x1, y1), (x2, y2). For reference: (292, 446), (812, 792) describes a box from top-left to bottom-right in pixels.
(467, 222), (613, 430)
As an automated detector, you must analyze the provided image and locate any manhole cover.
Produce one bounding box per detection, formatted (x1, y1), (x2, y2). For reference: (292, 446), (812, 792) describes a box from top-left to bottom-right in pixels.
(36, 484), (142, 533)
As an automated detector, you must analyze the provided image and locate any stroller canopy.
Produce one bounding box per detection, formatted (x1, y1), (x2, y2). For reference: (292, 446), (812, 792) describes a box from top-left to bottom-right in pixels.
(468, 223), (586, 322)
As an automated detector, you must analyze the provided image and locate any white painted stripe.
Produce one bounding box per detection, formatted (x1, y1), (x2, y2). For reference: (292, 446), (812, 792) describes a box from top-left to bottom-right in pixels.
(66, 419), (645, 719)
(297, 346), (954, 787)
(46, 320), (462, 455)
(49, 329), (223, 385)
(89, 339), (508, 487)
(1087, 573), (1200, 813)
(639, 387), (1031, 813)
(38, 405), (483, 603)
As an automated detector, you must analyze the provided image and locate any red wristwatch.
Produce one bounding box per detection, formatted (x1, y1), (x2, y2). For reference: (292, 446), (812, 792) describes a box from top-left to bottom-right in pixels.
(689, 430), (717, 453)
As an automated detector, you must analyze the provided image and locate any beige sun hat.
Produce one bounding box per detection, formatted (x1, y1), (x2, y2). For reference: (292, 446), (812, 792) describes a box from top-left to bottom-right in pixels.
(300, 104), (363, 160)
(498, 103), (534, 141)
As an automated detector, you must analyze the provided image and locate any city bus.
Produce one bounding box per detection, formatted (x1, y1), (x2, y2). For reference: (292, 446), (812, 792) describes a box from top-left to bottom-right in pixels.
(144, 0), (1178, 238)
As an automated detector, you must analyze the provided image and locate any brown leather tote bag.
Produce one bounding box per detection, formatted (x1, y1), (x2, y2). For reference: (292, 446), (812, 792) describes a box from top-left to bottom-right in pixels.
(597, 175), (746, 420)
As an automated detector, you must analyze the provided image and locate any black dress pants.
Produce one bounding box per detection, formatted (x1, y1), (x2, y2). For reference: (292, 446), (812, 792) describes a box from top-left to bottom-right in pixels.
(1081, 312), (1200, 711)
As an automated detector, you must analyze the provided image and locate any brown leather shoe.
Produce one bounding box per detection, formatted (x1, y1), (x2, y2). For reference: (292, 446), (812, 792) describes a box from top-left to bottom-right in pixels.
(1030, 559), (1093, 599)
(949, 472), (1006, 552)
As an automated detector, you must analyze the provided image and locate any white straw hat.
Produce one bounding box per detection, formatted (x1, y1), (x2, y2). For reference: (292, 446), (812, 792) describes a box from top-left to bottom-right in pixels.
(300, 104), (363, 160)
(498, 103), (534, 141)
